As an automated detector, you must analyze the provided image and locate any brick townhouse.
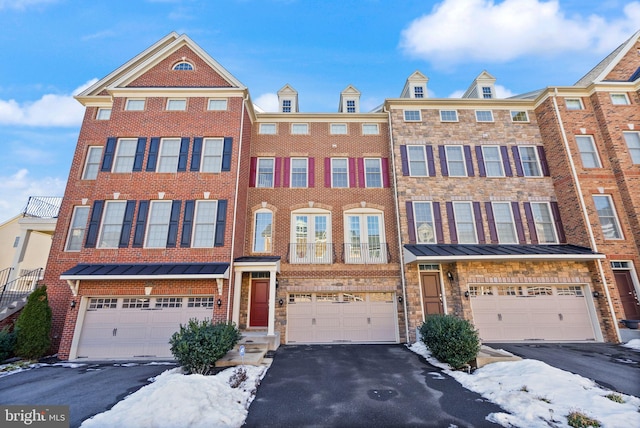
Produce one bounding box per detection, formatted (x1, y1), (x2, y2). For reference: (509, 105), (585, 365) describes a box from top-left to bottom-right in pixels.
(44, 31), (639, 360)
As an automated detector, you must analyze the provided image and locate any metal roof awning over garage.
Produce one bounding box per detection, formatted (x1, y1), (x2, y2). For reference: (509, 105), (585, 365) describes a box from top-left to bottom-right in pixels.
(60, 263), (230, 281)
(403, 244), (604, 263)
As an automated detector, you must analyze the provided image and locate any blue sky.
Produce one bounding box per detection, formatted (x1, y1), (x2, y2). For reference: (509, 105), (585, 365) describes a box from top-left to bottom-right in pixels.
(0, 0), (638, 223)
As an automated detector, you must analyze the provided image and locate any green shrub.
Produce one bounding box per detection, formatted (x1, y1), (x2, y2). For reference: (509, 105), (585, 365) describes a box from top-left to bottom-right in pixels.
(605, 393), (624, 403)
(567, 411), (601, 427)
(0, 326), (16, 361)
(14, 286), (52, 360)
(169, 319), (241, 375)
(419, 314), (480, 369)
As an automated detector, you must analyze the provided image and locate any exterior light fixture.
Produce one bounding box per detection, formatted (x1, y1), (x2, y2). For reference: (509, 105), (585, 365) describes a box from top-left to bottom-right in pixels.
(70, 300), (77, 309)
(279, 298), (284, 306)
(216, 298), (222, 308)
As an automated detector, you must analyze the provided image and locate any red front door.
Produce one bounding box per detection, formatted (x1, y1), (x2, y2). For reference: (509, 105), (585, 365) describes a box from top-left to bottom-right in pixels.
(250, 280), (269, 327)
(614, 270), (640, 320)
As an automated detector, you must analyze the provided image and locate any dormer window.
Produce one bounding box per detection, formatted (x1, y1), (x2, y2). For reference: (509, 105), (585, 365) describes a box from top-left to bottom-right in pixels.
(414, 87), (424, 98)
(282, 99), (292, 113)
(346, 100), (356, 113)
(173, 61), (194, 71)
(482, 87), (493, 99)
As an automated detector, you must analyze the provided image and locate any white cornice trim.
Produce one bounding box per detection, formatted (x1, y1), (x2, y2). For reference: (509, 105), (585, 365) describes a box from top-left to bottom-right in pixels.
(256, 113), (388, 122)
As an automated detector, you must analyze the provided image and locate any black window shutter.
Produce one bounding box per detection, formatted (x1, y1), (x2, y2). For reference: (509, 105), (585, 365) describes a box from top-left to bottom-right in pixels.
(433, 202), (444, 244)
(475, 146), (486, 177)
(446, 202), (458, 244)
(406, 201), (416, 244)
(132, 200), (149, 248)
(439, 146), (449, 177)
(84, 200), (104, 248)
(132, 138), (147, 172)
(101, 138), (117, 172)
(464, 145), (474, 177)
(501, 146), (513, 177)
(190, 137), (203, 171)
(167, 201), (182, 247)
(550, 202), (566, 243)
(485, 202), (498, 244)
(523, 202), (538, 244)
(473, 202), (486, 244)
(118, 200), (136, 248)
(400, 146), (409, 176)
(221, 137), (233, 171)
(177, 138), (190, 172)
(426, 146), (436, 177)
(512, 202), (526, 244)
(146, 138), (160, 172)
(511, 146), (524, 177)
(181, 200), (195, 247)
(214, 200), (228, 247)
(538, 146), (550, 176)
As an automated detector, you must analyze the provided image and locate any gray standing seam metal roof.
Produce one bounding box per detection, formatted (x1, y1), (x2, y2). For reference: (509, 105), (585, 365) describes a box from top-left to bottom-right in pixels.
(404, 244), (601, 258)
(61, 263), (230, 277)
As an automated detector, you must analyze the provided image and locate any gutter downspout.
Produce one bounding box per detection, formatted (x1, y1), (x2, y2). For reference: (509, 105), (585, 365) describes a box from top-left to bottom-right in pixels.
(551, 88), (620, 342)
(226, 92), (248, 321)
(385, 105), (410, 343)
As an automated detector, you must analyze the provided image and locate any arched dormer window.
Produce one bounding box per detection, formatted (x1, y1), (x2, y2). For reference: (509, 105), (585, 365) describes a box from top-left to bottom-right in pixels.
(173, 61), (194, 71)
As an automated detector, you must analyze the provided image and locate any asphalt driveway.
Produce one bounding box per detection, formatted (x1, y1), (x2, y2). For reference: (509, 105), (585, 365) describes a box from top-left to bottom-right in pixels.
(490, 342), (640, 397)
(0, 361), (175, 428)
(245, 344), (505, 427)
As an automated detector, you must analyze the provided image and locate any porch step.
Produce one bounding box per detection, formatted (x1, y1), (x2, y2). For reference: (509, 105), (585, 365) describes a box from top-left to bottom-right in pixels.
(239, 331), (281, 351)
(215, 343), (269, 367)
(0, 294), (29, 322)
(474, 345), (522, 368)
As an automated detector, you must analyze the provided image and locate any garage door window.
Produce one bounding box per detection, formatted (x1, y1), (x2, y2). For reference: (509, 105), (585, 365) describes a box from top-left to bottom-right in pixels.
(496, 286), (523, 296)
(156, 297), (183, 308)
(188, 297), (216, 308)
(122, 298), (150, 308)
(556, 286), (583, 296)
(527, 286), (552, 296)
(316, 293), (339, 302)
(88, 298), (118, 309)
(289, 294), (312, 303)
(343, 293), (366, 302)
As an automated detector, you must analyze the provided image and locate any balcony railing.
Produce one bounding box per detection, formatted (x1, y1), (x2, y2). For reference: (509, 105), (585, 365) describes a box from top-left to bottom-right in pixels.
(343, 242), (390, 264)
(287, 243), (335, 264)
(0, 267), (42, 311)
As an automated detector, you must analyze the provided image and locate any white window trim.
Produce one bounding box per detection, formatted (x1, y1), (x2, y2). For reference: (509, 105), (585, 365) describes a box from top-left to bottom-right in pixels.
(475, 110), (494, 122)
(157, 138), (181, 173)
(344, 98), (359, 113)
(125, 99), (145, 111)
(112, 138), (138, 173)
(565, 98), (584, 110)
(291, 123), (309, 135)
(481, 145), (505, 177)
(593, 195), (624, 240)
(65, 206), (90, 252)
(510, 110), (530, 122)
(445, 145), (467, 177)
(191, 200), (218, 248)
(453, 202), (478, 244)
(200, 138), (224, 173)
(252, 208), (273, 253)
(576, 135), (602, 168)
(97, 200), (127, 249)
(413, 201), (436, 244)
(256, 157), (275, 188)
(331, 158), (349, 188)
(290, 157), (309, 188)
(362, 123), (379, 135)
(82, 146), (103, 180)
(364, 158), (383, 188)
(330, 123), (348, 135)
(403, 110), (422, 122)
(623, 131), (640, 164)
(343, 208), (387, 264)
(531, 202), (558, 244)
(610, 93), (630, 105)
(518, 145), (543, 177)
(259, 123), (277, 135)
(492, 202), (518, 244)
(96, 108), (111, 120)
(166, 98), (187, 111)
(407, 145), (428, 177)
(144, 200), (173, 248)
(207, 98), (228, 111)
(439, 110), (458, 122)
(290, 208), (332, 264)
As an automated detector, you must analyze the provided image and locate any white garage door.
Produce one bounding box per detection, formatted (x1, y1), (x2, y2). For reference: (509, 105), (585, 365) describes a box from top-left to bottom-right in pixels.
(470, 285), (596, 341)
(76, 296), (215, 359)
(287, 292), (398, 343)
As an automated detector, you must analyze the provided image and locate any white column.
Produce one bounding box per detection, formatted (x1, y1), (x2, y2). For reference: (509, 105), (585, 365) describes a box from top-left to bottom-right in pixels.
(267, 269), (277, 336)
(232, 270), (243, 326)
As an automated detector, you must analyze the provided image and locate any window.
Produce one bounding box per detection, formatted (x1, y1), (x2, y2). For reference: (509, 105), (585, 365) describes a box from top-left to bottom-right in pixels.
(610, 93), (630, 105)
(98, 201), (127, 248)
(407, 145), (428, 176)
(481, 146), (504, 177)
(453, 202), (477, 244)
(475, 110), (494, 122)
(404, 110), (421, 121)
(290, 158), (308, 187)
(345, 210), (386, 264)
(413, 202), (435, 244)
(291, 123), (308, 134)
(518, 146), (542, 177)
(445, 146), (467, 177)
(623, 132), (640, 164)
(492, 202), (517, 243)
(362, 124), (379, 135)
(96, 108), (111, 120)
(414, 87), (424, 98)
(440, 110), (458, 122)
(65, 206), (90, 251)
(531, 202), (557, 244)
(282, 99), (292, 113)
(192, 200), (218, 248)
(125, 99), (145, 111)
(253, 210), (273, 252)
(157, 138), (181, 172)
(257, 158), (275, 188)
(166, 99), (187, 111)
(290, 210), (331, 264)
(482, 87), (492, 99)
(259, 123), (276, 134)
(565, 98), (584, 110)
(331, 124), (347, 135)
(346, 100), (356, 113)
(593, 195), (623, 239)
(200, 138), (223, 172)
(576, 135), (602, 168)
(82, 146), (103, 180)
(510, 111), (529, 122)
(145, 201), (173, 248)
(364, 158), (382, 188)
(173, 61), (193, 71)
(113, 139), (138, 173)
(207, 99), (227, 110)
(331, 158), (348, 188)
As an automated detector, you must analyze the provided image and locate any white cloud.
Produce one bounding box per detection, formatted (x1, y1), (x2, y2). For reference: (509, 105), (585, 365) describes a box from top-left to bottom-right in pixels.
(0, 169), (65, 223)
(0, 79), (97, 127)
(400, 0), (640, 66)
(254, 93), (279, 112)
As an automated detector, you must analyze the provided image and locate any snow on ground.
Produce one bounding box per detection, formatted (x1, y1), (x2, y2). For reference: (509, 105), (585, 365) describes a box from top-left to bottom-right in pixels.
(622, 338), (640, 351)
(80, 365), (267, 428)
(409, 341), (640, 428)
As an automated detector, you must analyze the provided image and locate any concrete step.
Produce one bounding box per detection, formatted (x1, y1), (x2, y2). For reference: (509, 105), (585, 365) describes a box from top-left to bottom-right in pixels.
(474, 345), (522, 368)
(216, 343), (268, 367)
